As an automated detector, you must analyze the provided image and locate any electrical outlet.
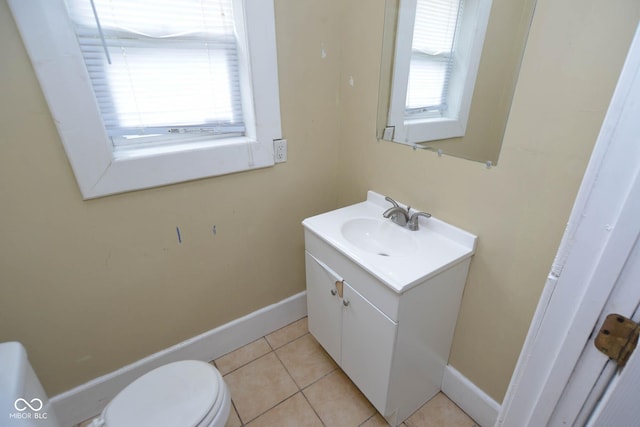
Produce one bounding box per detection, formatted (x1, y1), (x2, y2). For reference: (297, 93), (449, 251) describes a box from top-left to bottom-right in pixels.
(274, 139), (287, 163)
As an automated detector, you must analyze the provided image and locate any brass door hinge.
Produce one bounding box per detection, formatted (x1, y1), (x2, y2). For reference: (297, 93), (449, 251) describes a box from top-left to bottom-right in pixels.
(594, 313), (639, 368)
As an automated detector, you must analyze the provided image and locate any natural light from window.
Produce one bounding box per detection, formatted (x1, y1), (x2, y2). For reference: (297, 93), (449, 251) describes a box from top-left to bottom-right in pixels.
(9, 0), (282, 198)
(406, 0), (462, 117)
(66, 0), (244, 145)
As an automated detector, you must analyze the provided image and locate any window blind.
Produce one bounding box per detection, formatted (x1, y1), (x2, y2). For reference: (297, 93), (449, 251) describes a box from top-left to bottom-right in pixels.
(406, 0), (463, 116)
(65, 0), (245, 145)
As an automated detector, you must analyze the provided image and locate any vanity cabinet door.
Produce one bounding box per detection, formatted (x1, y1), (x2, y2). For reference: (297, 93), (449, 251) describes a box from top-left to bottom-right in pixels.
(305, 252), (343, 364)
(341, 283), (398, 415)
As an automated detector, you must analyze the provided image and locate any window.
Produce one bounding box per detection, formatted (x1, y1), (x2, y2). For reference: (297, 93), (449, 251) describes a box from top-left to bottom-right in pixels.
(67, 0), (246, 147)
(386, 0), (491, 144)
(405, 0), (462, 117)
(8, 0), (282, 199)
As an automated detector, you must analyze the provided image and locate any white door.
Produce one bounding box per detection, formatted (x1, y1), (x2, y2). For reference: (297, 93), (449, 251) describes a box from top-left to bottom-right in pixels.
(497, 23), (640, 427)
(550, 226), (640, 425)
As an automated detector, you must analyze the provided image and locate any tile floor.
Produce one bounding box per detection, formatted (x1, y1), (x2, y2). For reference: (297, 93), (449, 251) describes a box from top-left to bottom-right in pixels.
(78, 317), (479, 427)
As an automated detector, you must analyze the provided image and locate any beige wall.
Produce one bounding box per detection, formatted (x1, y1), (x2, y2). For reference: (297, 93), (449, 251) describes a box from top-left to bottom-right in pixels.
(1, 0), (639, 405)
(338, 0), (640, 401)
(0, 0), (343, 395)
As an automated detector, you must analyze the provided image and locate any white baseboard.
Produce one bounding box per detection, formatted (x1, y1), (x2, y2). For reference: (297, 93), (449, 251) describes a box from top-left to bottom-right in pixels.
(442, 365), (501, 427)
(51, 291), (307, 427)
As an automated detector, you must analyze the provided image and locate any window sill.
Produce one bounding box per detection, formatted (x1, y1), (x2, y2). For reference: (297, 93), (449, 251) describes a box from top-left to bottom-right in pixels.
(392, 116), (466, 144)
(113, 136), (255, 160)
(88, 137), (275, 199)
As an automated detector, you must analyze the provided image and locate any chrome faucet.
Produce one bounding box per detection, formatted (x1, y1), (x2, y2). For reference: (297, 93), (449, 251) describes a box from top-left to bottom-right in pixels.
(382, 196), (410, 226)
(383, 196), (431, 230)
(407, 211), (432, 231)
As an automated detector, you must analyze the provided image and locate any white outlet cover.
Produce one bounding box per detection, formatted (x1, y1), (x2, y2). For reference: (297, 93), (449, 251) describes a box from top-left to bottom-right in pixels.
(275, 139), (287, 163)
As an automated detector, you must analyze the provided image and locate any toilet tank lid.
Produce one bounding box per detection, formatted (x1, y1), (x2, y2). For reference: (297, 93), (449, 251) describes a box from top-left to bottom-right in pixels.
(0, 342), (28, 417)
(103, 360), (221, 427)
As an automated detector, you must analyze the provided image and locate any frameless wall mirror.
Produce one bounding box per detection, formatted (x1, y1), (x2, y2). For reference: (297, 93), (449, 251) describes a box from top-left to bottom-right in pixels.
(377, 0), (536, 165)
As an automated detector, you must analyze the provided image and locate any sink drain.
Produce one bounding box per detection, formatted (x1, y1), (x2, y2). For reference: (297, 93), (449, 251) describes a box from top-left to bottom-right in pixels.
(378, 252), (390, 257)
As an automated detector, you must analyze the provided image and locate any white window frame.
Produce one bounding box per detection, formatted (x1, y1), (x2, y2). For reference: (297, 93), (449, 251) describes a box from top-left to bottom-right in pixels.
(8, 0), (282, 199)
(387, 0), (492, 144)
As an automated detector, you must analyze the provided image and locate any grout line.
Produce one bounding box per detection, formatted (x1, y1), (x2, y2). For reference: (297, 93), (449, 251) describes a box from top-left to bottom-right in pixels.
(238, 350), (298, 425)
(241, 390), (299, 425)
(257, 326), (332, 426)
(229, 399), (243, 427)
(220, 318), (311, 425)
(272, 343), (302, 390)
(266, 339), (275, 351)
(215, 338), (272, 377)
(269, 331), (333, 426)
(264, 317), (309, 351)
(300, 366), (339, 392)
(300, 389), (326, 426)
(358, 413), (378, 426)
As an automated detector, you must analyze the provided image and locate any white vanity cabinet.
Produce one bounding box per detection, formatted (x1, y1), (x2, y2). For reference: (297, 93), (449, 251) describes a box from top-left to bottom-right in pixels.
(305, 252), (397, 413)
(302, 191), (477, 426)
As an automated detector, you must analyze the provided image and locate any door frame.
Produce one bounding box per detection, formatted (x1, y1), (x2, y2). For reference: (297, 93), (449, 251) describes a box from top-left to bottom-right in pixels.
(496, 24), (640, 427)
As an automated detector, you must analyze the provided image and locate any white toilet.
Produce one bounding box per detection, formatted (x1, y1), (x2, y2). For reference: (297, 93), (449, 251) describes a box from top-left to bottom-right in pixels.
(0, 342), (231, 427)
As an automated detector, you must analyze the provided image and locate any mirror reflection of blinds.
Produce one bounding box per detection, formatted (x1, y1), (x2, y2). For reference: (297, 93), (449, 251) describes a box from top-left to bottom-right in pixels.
(65, 0), (245, 145)
(405, 0), (463, 117)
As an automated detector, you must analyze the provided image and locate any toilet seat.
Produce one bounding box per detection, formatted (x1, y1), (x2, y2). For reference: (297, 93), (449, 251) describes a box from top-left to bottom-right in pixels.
(99, 360), (227, 427)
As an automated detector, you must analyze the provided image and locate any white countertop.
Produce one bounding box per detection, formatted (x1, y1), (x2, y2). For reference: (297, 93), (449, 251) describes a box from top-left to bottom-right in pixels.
(302, 191), (478, 293)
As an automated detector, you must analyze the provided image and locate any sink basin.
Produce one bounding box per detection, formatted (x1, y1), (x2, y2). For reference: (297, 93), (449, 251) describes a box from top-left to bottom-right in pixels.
(341, 218), (419, 257)
(302, 191), (477, 292)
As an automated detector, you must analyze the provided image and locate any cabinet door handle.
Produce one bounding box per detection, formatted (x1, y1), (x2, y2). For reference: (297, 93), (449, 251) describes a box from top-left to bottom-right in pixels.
(335, 280), (344, 298)
(343, 299), (350, 307)
(330, 289), (337, 296)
